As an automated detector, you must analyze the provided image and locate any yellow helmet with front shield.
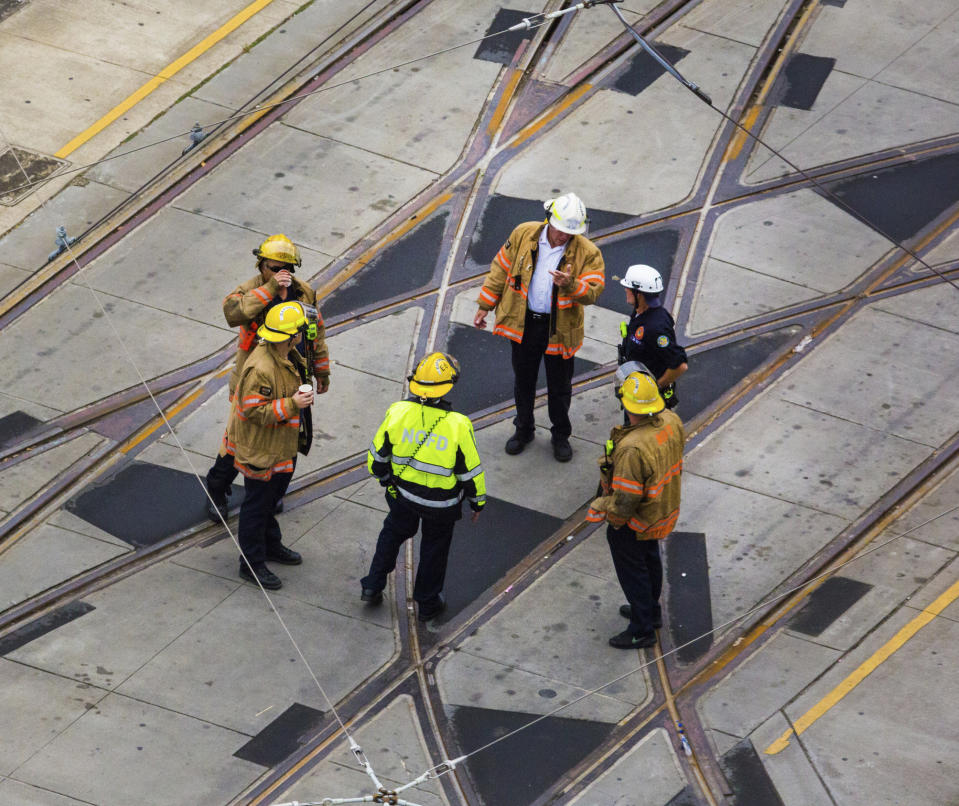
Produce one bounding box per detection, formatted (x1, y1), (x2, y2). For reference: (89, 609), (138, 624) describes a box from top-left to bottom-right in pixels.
(616, 363), (665, 415)
(259, 301), (307, 342)
(253, 233), (302, 268)
(409, 352), (460, 398)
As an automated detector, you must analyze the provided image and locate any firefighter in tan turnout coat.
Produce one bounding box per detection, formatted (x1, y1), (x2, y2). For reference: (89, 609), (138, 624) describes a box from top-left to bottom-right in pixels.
(587, 364), (685, 649)
(228, 301), (316, 590)
(204, 234), (329, 522)
(473, 192), (605, 462)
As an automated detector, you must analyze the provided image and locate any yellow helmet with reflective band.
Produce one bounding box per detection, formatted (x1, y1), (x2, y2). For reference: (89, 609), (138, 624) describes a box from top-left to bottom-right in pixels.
(260, 301), (307, 342)
(253, 233), (302, 268)
(409, 352), (460, 398)
(618, 370), (665, 415)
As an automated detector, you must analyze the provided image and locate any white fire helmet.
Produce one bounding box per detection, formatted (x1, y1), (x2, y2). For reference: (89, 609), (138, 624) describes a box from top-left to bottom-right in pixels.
(619, 264), (664, 294)
(544, 193), (588, 235)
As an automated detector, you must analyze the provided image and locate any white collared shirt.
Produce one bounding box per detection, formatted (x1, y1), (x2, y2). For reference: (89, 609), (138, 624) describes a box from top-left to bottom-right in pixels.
(527, 227), (565, 313)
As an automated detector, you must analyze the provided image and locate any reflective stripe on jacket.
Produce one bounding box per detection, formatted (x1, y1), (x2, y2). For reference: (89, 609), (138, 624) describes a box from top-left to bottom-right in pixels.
(586, 410), (684, 540)
(368, 399), (486, 519)
(223, 274), (330, 394)
(226, 343), (305, 480)
(476, 221), (605, 358)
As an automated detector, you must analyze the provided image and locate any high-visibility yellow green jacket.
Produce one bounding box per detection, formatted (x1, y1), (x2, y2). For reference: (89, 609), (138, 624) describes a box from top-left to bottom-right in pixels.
(476, 221), (605, 358)
(222, 274), (330, 394)
(225, 343), (305, 480)
(586, 410), (684, 540)
(368, 399), (486, 521)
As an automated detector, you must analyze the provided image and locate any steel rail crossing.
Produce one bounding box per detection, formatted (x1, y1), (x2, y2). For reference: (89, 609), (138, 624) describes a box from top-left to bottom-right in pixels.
(1, 1), (957, 804)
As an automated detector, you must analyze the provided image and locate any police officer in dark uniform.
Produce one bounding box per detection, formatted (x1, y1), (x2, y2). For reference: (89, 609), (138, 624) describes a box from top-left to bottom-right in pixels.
(618, 264), (687, 411)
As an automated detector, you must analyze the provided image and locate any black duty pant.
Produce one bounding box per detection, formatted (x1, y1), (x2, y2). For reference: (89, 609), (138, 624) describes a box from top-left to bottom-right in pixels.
(206, 450), (239, 493)
(511, 309), (574, 438)
(362, 493), (456, 609)
(238, 469), (293, 567)
(607, 523), (663, 636)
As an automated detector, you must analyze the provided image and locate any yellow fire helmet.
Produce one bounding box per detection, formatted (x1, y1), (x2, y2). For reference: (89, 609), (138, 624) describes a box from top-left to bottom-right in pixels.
(259, 301), (307, 342)
(409, 352), (460, 398)
(253, 233), (302, 268)
(618, 370), (665, 416)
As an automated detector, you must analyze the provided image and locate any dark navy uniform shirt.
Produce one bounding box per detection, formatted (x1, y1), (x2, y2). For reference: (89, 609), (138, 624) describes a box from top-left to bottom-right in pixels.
(621, 305), (687, 380)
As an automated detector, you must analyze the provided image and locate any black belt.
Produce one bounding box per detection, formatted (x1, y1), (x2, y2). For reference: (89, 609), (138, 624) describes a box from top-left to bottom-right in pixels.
(527, 309), (549, 321)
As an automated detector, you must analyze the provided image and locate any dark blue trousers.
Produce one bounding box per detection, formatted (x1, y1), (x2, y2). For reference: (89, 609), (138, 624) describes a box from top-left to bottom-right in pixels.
(238, 470), (293, 567)
(511, 310), (574, 438)
(606, 523), (663, 636)
(206, 450), (239, 492)
(362, 494), (455, 609)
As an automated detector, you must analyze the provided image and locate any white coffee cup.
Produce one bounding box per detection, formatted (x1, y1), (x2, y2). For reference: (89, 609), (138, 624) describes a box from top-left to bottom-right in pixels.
(298, 384), (313, 395)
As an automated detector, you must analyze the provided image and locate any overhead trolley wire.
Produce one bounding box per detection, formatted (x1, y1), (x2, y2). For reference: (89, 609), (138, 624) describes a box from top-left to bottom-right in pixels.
(0, 5), (593, 802)
(391, 495), (959, 794)
(0, 111), (377, 789)
(602, 1), (959, 296)
(2, 1), (957, 803)
(1, 6), (562, 200)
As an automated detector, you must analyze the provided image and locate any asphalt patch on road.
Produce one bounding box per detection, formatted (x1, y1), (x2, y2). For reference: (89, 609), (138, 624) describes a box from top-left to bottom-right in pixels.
(0, 145), (66, 206)
(449, 704), (611, 806)
(0, 409), (43, 449)
(665, 532), (713, 665)
(443, 323), (599, 416)
(820, 150), (959, 242)
(66, 460), (243, 547)
(463, 194), (634, 277)
(675, 326), (799, 422)
(776, 53), (835, 110)
(474, 9), (536, 65)
(233, 703), (325, 767)
(322, 211), (449, 320)
(0, 601), (95, 656)
(787, 576), (872, 636)
(611, 44), (690, 96)
(721, 738), (785, 806)
(417, 496), (562, 624)
(666, 786), (702, 806)
(596, 227), (681, 312)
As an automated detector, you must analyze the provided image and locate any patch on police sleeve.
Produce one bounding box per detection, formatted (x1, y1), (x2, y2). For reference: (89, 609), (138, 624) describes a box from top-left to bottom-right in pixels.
(657, 335), (670, 347)
(259, 386), (272, 396)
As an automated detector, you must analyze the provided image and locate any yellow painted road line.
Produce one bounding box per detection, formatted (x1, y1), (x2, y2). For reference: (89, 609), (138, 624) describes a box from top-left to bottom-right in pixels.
(723, 105), (761, 162)
(486, 66), (524, 137)
(55, 0), (280, 158)
(316, 191), (454, 300)
(765, 577), (959, 755)
(509, 82), (593, 149)
(120, 377), (221, 454)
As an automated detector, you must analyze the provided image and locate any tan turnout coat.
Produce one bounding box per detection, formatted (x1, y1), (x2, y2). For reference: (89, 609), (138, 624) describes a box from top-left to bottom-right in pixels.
(225, 343), (305, 480)
(476, 222), (605, 359)
(223, 274), (330, 394)
(586, 410), (684, 540)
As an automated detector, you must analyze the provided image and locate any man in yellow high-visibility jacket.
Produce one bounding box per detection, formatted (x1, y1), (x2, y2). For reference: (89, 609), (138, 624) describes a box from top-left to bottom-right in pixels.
(361, 353), (486, 622)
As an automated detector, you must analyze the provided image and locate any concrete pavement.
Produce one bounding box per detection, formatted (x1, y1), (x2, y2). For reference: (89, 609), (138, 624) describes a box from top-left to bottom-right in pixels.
(1, 0), (958, 804)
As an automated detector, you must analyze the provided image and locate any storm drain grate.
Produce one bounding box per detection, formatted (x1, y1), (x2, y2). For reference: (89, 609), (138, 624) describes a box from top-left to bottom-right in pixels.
(0, 145), (67, 206)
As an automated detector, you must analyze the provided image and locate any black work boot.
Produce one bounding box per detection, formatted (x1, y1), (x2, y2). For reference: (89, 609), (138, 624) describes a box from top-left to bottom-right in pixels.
(206, 482), (230, 523)
(361, 588), (384, 605)
(608, 629), (656, 649)
(551, 435), (573, 462)
(505, 429), (534, 455)
(418, 593), (447, 622)
(239, 562), (282, 590)
(265, 543), (302, 565)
